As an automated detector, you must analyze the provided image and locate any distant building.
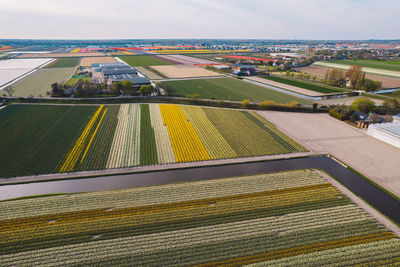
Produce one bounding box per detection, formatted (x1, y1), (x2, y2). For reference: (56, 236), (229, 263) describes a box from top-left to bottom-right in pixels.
(367, 122), (400, 149)
(92, 63), (150, 87)
(230, 64), (256, 76)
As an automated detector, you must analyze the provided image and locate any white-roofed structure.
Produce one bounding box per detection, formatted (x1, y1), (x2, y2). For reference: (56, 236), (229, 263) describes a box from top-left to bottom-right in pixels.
(367, 122), (400, 149)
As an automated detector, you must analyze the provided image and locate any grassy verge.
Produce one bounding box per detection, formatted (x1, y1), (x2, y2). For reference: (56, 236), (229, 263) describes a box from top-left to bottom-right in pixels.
(332, 59), (400, 72)
(65, 77), (90, 86)
(259, 75), (344, 94)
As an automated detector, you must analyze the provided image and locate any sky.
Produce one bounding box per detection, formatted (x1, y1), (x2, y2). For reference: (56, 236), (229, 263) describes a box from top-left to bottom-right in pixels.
(0, 0), (399, 40)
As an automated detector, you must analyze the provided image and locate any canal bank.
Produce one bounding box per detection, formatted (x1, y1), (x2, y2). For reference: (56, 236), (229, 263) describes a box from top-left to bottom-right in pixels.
(1, 155), (400, 226)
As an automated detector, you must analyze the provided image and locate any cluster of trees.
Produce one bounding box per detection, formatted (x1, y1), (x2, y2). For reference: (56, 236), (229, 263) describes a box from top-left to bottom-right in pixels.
(350, 98), (376, 114)
(285, 70), (317, 82)
(50, 79), (156, 98)
(50, 80), (111, 98)
(324, 66), (382, 92)
(3, 86), (14, 97)
(103, 80), (155, 96)
(382, 98), (400, 113)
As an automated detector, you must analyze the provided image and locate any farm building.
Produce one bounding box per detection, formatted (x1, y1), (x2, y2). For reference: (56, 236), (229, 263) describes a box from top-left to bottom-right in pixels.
(231, 64), (256, 76)
(93, 63), (150, 87)
(367, 122), (400, 149)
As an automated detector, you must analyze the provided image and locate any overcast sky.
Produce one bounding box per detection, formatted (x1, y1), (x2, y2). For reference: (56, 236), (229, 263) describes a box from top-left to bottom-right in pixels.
(0, 0), (399, 40)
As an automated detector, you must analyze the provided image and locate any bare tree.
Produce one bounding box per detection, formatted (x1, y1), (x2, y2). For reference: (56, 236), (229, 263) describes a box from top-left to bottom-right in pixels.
(4, 86), (14, 97)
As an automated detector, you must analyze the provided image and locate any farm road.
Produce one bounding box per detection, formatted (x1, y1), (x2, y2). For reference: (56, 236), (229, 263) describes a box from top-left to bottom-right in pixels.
(258, 111), (400, 198)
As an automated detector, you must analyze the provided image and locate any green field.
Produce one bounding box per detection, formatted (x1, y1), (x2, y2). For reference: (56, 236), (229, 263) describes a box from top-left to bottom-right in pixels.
(11, 68), (75, 97)
(383, 90), (400, 98)
(2, 169), (399, 265)
(0, 103), (306, 178)
(160, 78), (312, 104)
(260, 75), (343, 94)
(44, 58), (80, 68)
(118, 55), (172, 66)
(0, 105), (97, 177)
(332, 59), (400, 72)
(65, 76), (90, 86)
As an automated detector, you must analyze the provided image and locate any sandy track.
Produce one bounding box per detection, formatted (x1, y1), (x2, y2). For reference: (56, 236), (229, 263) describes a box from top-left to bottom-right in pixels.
(257, 111), (400, 198)
(150, 65), (221, 78)
(298, 65), (400, 89)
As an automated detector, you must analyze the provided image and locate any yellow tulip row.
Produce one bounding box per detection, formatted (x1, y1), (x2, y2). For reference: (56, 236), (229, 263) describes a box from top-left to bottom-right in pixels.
(79, 108), (107, 164)
(59, 105), (104, 172)
(70, 48), (80, 53)
(159, 104), (210, 162)
(181, 106), (237, 160)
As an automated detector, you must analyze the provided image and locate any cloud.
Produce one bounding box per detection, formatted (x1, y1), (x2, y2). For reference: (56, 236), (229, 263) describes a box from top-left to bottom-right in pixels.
(0, 0), (399, 39)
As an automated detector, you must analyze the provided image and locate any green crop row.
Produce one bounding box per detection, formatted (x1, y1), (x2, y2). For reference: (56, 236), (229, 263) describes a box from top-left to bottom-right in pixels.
(140, 104), (158, 166)
(0, 104), (307, 178)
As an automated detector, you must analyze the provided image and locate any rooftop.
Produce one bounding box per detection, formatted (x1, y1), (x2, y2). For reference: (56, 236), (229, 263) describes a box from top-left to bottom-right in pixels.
(369, 122), (400, 139)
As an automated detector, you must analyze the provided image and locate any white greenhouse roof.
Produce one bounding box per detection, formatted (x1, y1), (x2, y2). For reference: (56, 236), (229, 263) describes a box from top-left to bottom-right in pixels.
(371, 122), (400, 138)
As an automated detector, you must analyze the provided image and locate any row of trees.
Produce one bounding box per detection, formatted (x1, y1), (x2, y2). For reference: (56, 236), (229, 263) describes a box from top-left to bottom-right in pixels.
(113, 80), (155, 96)
(50, 79), (156, 97)
(324, 65), (382, 92)
(285, 70), (317, 82)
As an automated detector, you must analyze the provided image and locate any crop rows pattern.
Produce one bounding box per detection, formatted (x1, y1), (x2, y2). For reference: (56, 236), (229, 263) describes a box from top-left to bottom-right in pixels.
(1, 169), (399, 266)
(1, 103), (306, 177)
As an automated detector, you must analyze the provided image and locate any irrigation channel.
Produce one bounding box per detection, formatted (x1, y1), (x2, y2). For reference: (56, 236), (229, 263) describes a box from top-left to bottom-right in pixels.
(1, 155), (400, 225)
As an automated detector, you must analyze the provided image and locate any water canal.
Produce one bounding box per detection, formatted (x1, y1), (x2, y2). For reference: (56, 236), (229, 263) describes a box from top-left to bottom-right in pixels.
(1, 155), (399, 225)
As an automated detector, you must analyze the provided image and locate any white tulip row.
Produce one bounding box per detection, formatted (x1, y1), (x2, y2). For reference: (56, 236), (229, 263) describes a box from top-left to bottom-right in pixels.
(149, 104), (175, 164)
(106, 104), (130, 169)
(249, 238), (400, 267)
(0, 170), (326, 221)
(106, 104), (141, 169)
(0, 204), (377, 265)
(121, 104), (140, 167)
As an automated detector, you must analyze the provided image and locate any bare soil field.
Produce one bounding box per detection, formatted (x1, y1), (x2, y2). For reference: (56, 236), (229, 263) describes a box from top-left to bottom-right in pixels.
(247, 76), (324, 97)
(80, 57), (118, 67)
(18, 53), (105, 58)
(297, 65), (400, 89)
(257, 111), (400, 198)
(135, 66), (164, 80)
(150, 65), (222, 78)
(108, 52), (125, 56)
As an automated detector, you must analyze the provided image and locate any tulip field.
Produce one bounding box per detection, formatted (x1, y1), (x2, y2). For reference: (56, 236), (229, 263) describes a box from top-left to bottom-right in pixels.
(1, 169), (399, 265)
(0, 103), (306, 178)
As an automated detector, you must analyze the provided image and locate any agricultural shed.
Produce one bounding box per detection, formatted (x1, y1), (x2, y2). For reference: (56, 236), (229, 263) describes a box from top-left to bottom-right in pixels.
(103, 69), (137, 76)
(230, 64), (256, 75)
(367, 122), (400, 149)
(108, 75), (150, 87)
